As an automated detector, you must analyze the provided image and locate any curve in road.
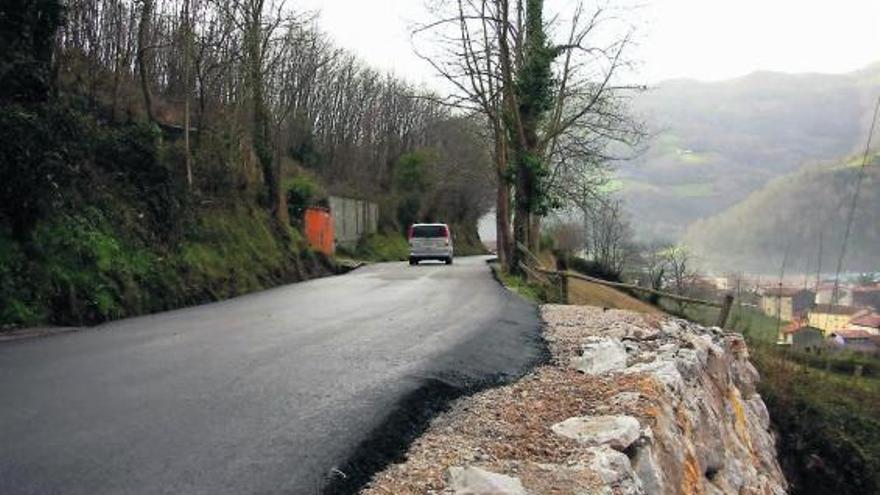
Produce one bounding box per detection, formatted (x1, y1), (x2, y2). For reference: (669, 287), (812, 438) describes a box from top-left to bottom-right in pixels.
(0, 256), (544, 494)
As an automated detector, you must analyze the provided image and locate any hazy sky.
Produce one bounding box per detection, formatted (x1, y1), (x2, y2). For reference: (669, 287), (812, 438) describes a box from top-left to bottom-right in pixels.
(296, 0), (880, 87)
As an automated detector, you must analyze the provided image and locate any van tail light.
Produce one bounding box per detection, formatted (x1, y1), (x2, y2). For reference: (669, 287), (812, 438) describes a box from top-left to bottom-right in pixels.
(444, 227), (450, 246)
(407, 225), (414, 240)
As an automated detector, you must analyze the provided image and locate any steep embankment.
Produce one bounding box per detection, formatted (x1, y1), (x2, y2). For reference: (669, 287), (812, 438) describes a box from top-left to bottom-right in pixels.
(362, 305), (785, 494)
(0, 107), (332, 329)
(623, 63), (880, 240)
(683, 153), (880, 273)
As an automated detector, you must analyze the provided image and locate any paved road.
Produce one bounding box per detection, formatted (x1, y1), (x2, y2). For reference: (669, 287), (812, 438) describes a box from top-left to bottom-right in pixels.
(0, 257), (542, 494)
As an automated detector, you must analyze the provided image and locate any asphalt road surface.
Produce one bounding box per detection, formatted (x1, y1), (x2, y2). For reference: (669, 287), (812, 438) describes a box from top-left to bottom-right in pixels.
(0, 256), (543, 494)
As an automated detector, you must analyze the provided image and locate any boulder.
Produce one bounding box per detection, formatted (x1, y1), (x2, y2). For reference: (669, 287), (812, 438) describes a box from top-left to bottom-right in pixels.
(447, 466), (528, 495)
(570, 338), (627, 375)
(585, 446), (645, 494)
(551, 415), (641, 451)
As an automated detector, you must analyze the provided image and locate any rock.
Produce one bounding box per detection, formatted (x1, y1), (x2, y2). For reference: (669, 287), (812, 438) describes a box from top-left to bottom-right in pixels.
(610, 391), (641, 408)
(570, 338), (627, 375)
(551, 415), (641, 451)
(447, 466), (528, 495)
(585, 446), (645, 494)
(630, 440), (665, 495)
(626, 359), (684, 397)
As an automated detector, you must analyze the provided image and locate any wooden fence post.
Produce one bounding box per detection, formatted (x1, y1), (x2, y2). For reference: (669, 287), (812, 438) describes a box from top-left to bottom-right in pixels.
(558, 272), (568, 304)
(716, 293), (734, 328)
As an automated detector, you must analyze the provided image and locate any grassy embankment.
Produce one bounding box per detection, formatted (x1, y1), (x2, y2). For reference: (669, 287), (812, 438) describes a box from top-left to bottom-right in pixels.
(0, 106), (332, 330)
(1, 205), (331, 329)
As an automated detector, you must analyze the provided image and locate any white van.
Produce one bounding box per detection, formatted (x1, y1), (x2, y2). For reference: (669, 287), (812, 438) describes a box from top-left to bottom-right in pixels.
(408, 223), (453, 265)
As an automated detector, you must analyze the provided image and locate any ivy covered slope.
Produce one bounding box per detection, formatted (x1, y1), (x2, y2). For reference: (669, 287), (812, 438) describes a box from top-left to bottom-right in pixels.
(0, 105), (332, 328)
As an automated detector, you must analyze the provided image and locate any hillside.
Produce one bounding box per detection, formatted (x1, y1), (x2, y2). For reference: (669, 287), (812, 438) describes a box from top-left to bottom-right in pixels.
(0, 1), (492, 328)
(621, 63), (880, 240)
(682, 153), (880, 274)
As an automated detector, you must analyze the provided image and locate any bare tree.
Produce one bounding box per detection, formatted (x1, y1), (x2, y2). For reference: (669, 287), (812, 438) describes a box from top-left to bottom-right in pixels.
(136, 0), (155, 122)
(412, 0), (513, 265)
(415, 0), (642, 272)
(663, 245), (700, 298)
(584, 198), (632, 275)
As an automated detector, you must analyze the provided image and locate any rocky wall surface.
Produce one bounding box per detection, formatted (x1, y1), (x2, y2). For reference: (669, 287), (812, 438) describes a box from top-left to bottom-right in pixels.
(361, 305), (787, 494)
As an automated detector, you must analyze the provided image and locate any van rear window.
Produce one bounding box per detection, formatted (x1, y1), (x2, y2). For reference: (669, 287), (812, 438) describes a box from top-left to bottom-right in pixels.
(412, 225), (447, 238)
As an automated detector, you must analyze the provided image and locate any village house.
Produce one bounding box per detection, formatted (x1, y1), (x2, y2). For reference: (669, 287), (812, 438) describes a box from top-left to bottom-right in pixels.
(760, 287), (815, 322)
(852, 284), (880, 310)
(778, 321), (824, 351)
(815, 282), (853, 306)
(850, 310), (880, 335)
(807, 304), (863, 335)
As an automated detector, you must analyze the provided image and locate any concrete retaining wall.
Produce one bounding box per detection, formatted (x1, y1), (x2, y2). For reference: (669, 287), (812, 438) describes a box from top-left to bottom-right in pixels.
(329, 196), (378, 248)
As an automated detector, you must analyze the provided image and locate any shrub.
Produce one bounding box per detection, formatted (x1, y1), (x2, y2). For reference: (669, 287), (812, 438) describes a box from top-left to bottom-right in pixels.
(565, 255), (622, 282)
(285, 174), (326, 223)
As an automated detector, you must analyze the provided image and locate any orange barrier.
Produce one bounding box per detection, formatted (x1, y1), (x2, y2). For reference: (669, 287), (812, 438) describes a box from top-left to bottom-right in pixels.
(304, 207), (334, 255)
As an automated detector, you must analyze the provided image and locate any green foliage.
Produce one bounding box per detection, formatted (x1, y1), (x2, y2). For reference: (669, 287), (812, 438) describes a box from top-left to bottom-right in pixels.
(0, 229), (44, 326)
(521, 151), (556, 214)
(684, 304), (880, 494)
(285, 174), (326, 222)
(491, 264), (545, 304)
(393, 150), (437, 230)
(0, 101), (327, 328)
(0, 103), (93, 236)
(177, 207), (304, 300)
(515, 0), (556, 123)
(394, 150), (435, 192)
(0, 205), (319, 328)
(29, 210), (162, 323)
(0, 0), (64, 105)
(348, 232), (410, 262)
(396, 197), (422, 234)
(95, 121), (188, 240)
(751, 342), (880, 495)
(565, 256), (623, 283)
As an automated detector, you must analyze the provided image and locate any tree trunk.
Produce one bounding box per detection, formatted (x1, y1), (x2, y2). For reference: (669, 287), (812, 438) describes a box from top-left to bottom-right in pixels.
(507, 0), (551, 273)
(495, 140), (511, 268)
(512, 150), (533, 262)
(529, 213), (540, 251)
(136, 0), (155, 122)
(183, 0), (193, 188)
(273, 129), (290, 226)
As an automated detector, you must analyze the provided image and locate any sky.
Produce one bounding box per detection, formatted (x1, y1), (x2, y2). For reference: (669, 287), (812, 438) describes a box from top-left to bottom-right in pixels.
(296, 0), (880, 87)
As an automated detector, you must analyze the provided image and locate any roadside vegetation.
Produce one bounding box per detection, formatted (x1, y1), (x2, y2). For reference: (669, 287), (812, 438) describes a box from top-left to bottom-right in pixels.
(1, 1), (493, 329)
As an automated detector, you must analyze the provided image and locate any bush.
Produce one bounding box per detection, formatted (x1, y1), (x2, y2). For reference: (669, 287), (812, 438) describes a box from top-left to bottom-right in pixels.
(565, 255), (622, 282)
(0, 103), (93, 237)
(751, 342), (880, 494)
(285, 174), (326, 223)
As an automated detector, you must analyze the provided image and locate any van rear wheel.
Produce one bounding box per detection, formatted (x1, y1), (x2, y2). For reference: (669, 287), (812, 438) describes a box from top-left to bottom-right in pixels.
(445, 257), (453, 265)
(409, 258), (417, 266)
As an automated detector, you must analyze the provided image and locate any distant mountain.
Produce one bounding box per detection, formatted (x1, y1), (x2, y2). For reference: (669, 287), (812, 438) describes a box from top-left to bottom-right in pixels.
(620, 62), (880, 241)
(682, 153), (880, 274)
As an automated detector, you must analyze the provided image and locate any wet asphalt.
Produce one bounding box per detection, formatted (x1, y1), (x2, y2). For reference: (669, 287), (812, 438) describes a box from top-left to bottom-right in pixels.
(0, 256), (543, 494)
